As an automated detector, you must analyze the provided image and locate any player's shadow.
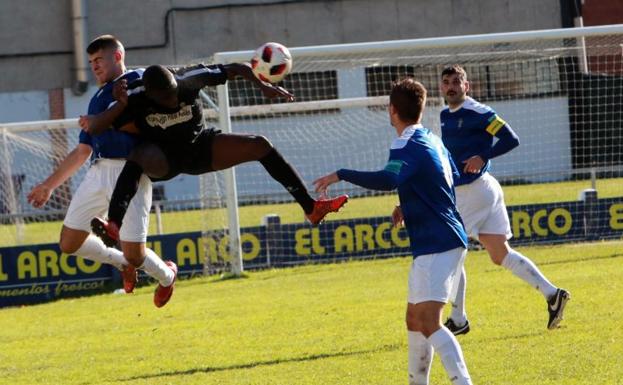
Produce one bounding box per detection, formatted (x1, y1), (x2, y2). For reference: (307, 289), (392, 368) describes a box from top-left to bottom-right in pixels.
(116, 343), (401, 382)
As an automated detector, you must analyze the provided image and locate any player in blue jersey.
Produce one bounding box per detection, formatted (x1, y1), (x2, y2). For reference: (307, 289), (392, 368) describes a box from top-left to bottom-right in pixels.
(314, 78), (473, 385)
(438, 65), (570, 333)
(27, 35), (177, 307)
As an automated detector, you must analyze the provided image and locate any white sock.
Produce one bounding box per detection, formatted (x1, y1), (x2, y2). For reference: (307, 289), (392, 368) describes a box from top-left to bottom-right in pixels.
(450, 267), (468, 324)
(408, 331), (433, 385)
(501, 249), (557, 299)
(428, 327), (472, 385)
(140, 248), (174, 287)
(75, 234), (127, 270)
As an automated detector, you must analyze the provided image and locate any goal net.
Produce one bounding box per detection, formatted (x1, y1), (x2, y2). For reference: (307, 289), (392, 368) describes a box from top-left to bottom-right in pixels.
(198, 25), (623, 269)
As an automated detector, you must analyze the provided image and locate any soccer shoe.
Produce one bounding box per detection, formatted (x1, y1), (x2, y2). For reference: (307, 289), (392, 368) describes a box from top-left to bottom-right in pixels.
(120, 264), (138, 294)
(91, 217), (120, 248)
(305, 194), (349, 225)
(444, 318), (471, 336)
(153, 261), (178, 308)
(547, 288), (570, 329)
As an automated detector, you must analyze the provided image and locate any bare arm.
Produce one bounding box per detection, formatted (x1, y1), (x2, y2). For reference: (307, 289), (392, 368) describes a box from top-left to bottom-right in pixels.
(27, 143), (92, 208)
(79, 79), (130, 136)
(223, 62), (294, 101)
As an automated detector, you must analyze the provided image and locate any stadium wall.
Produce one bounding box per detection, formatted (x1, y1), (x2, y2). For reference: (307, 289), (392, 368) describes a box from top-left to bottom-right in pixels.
(0, 0), (562, 93)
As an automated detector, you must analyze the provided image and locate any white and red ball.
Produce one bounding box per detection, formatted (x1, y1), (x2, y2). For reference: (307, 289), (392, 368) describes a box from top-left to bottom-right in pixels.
(250, 42), (292, 83)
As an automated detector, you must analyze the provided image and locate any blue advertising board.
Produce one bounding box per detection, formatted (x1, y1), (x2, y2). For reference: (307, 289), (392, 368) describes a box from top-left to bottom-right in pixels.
(1, 196), (621, 307)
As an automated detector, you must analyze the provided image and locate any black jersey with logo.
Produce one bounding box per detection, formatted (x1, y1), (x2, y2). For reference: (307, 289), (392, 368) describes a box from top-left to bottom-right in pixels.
(114, 64), (227, 145)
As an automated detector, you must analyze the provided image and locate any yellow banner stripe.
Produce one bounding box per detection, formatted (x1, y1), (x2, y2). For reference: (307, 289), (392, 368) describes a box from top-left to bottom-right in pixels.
(485, 116), (507, 136)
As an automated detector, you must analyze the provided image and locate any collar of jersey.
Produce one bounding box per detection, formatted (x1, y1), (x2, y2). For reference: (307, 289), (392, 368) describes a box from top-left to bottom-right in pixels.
(448, 96), (473, 113)
(401, 123), (423, 138)
(391, 124), (424, 149)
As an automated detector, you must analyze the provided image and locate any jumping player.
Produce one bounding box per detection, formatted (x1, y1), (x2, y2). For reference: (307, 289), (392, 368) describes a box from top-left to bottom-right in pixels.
(314, 78), (473, 385)
(85, 63), (348, 247)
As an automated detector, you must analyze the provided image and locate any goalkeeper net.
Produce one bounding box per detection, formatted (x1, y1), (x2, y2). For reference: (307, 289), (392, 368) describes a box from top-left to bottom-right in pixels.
(198, 25), (623, 269)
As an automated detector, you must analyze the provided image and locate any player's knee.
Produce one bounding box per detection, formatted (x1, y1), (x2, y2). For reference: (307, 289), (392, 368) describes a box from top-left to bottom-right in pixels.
(406, 316), (419, 331)
(405, 307), (421, 331)
(59, 237), (79, 254)
(487, 248), (507, 265)
(490, 255), (504, 265)
(123, 252), (144, 268)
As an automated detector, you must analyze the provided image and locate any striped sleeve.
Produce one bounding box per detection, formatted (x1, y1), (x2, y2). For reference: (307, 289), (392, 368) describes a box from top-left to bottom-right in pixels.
(174, 64), (228, 89)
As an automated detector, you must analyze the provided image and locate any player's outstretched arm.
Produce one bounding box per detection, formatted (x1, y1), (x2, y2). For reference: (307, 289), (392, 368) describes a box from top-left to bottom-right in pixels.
(224, 62), (294, 101)
(27, 144), (92, 208)
(313, 172), (340, 196)
(82, 80), (129, 136)
(83, 100), (127, 136)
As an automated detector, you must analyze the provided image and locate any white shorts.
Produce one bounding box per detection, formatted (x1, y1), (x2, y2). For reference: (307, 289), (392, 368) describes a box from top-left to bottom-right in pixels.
(455, 172), (512, 240)
(63, 159), (152, 243)
(407, 247), (467, 305)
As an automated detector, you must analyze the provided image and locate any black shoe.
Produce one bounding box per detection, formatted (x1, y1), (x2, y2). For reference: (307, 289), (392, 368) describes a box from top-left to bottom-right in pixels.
(91, 217), (120, 248)
(444, 318), (470, 336)
(547, 288), (570, 329)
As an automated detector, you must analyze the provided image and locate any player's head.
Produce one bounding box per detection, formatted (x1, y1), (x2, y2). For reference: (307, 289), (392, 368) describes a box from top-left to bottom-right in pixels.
(143, 65), (179, 109)
(440, 64), (469, 108)
(389, 77), (427, 128)
(87, 35), (126, 85)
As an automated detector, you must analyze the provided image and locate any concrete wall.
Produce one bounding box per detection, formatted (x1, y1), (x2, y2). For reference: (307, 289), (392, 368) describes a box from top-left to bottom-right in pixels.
(0, 0), (562, 93)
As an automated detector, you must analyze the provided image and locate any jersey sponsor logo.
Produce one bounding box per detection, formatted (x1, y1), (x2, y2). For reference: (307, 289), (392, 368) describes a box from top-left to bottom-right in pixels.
(145, 105), (193, 129)
(384, 160), (405, 175)
(485, 115), (506, 136)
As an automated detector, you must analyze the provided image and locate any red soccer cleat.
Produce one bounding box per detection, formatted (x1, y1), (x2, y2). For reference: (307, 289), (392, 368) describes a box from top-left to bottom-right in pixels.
(91, 217), (120, 248)
(120, 264), (138, 294)
(153, 261), (178, 308)
(305, 194), (349, 225)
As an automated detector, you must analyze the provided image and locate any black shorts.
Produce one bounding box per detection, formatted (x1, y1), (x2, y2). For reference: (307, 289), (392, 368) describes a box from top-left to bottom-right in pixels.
(151, 128), (220, 182)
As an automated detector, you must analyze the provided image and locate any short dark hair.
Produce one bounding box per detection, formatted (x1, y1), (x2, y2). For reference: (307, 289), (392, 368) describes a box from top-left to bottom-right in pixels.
(86, 35), (124, 55)
(389, 77), (427, 123)
(441, 64), (467, 80)
(143, 65), (176, 93)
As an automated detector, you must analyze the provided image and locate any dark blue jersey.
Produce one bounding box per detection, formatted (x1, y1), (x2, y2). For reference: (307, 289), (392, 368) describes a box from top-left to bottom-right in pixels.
(79, 69), (144, 160)
(337, 124), (467, 257)
(440, 97), (519, 186)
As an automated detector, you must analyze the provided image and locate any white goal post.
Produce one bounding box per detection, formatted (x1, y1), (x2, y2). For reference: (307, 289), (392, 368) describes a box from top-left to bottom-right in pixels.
(206, 24), (623, 275)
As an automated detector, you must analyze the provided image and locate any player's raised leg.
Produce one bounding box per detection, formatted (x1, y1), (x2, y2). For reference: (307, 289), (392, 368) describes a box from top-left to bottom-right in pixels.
(92, 143), (170, 245)
(210, 132), (348, 225)
(479, 233), (570, 329)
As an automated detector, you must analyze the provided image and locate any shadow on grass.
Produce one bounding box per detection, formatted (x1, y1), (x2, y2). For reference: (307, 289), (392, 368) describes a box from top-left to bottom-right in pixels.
(465, 330), (545, 344)
(115, 343), (400, 382)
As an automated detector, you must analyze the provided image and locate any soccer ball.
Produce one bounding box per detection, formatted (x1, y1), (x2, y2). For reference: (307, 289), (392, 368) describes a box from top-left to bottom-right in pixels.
(250, 42), (292, 83)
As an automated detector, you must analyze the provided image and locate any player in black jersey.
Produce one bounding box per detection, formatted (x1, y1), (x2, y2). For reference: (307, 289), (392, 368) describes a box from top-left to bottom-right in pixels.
(84, 63), (348, 246)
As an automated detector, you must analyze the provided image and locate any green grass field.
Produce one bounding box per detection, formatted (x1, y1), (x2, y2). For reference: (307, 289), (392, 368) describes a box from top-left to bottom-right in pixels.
(1, 177), (622, 247)
(0, 239), (621, 384)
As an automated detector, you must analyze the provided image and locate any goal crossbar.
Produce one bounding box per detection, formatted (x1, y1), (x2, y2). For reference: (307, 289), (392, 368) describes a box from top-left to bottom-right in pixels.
(212, 24), (623, 63)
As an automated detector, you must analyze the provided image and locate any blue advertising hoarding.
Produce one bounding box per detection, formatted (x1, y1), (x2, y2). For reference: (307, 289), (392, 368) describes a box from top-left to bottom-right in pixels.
(1, 196), (621, 307)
